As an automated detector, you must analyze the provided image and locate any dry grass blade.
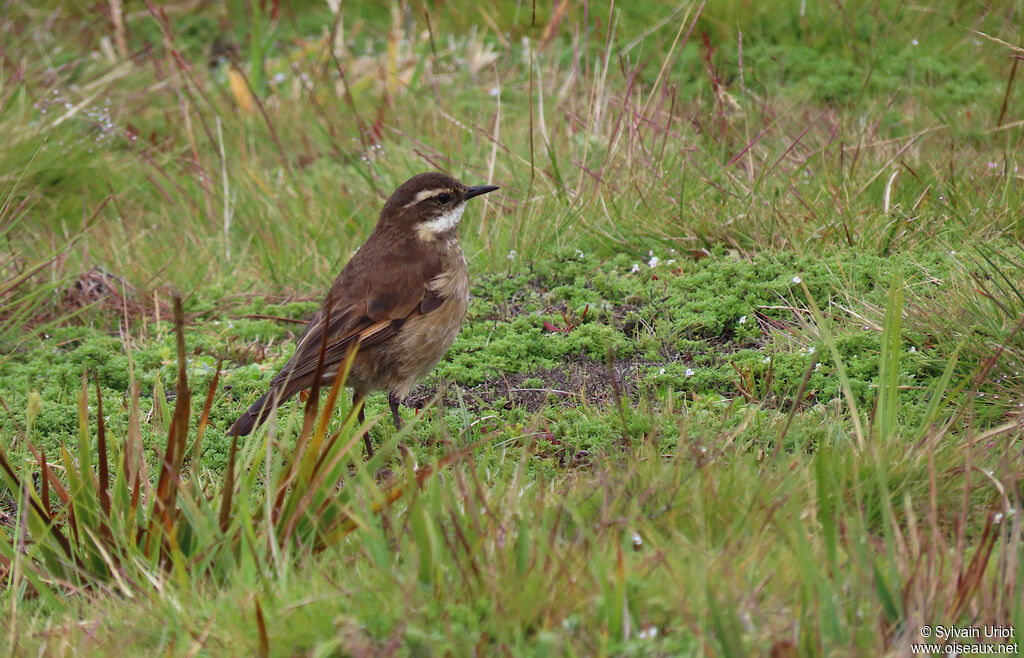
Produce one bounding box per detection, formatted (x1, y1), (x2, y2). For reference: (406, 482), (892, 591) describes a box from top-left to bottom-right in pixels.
(77, 369), (92, 482)
(255, 599), (270, 658)
(0, 444), (73, 561)
(39, 447), (50, 517)
(18, 439), (71, 507)
(278, 428), (360, 544)
(274, 292), (333, 513)
(279, 349), (361, 544)
(148, 294), (191, 550)
(192, 358), (224, 464)
(218, 434), (239, 534)
(776, 355), (817, 456)
(319, 439), (480, 549)
(94, 377), (110, 516)
(299, 314), (330, 439)
(952, 514), (1001, 618)
(125, 381), (143, 516)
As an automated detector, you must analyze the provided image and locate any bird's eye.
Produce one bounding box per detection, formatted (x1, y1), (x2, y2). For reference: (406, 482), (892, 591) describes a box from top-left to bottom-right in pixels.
(436, 193), (452, 204)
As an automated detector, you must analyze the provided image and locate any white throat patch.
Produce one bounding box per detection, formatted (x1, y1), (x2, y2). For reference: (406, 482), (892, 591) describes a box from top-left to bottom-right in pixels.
(417, 202), (466, 240)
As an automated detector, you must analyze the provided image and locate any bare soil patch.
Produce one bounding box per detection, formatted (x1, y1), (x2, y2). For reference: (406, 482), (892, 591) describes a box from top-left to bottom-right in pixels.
(412, 358), (657, 413)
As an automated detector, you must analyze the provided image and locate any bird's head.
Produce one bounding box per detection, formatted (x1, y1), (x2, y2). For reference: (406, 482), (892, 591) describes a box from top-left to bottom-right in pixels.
(378, 172), (499, 241)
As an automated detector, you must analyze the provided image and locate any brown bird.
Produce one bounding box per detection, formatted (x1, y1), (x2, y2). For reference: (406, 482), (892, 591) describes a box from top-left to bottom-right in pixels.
(227, 172), (499, 455)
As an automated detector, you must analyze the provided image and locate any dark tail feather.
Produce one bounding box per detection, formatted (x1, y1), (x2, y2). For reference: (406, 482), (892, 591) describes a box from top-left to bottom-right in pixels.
(227, 387), (286, 436)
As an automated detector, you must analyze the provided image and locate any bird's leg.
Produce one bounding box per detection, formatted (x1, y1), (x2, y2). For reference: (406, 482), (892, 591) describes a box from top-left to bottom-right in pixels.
(388, 393), (413, 470)
(352, 390), (372, 458)
(388, 392), (403, 429)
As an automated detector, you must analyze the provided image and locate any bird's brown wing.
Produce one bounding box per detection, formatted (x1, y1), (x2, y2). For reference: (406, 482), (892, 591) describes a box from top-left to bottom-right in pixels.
(266, 240), (444, 389)
(226, 239), (444, 436)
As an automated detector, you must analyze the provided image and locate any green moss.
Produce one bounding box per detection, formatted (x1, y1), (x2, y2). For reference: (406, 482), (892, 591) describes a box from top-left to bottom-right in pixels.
(0, 249), (967, 467)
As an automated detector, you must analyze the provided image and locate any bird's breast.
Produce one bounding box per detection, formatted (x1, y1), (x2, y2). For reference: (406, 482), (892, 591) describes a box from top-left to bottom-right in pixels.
(428, 254), (470, 304)
(414, 252), (470, 344)
(381, 247), (469, 396)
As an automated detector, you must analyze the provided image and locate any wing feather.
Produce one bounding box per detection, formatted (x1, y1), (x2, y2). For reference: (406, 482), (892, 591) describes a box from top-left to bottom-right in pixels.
(266, 236), (447, 387)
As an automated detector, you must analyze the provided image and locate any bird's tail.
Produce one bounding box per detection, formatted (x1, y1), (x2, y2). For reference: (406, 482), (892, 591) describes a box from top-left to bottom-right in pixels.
(226, 387), (285, 436)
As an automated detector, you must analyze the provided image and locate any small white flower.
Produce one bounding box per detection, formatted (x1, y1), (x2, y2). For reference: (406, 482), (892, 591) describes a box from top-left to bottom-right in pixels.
(631, 532), (643, 548)
(738, 315), (747, 325)
(762, 356), (770, 364)
(666, 259), (676, 266)
(630, 263), (640, 274)
(507, 249), (517, 261)
(638, 626), (659, 640)
(908, 346), (916, 353)
(912, 38), (919, 46)
(685, 368), (695, 377)
(658, 368), (665, 375)
(648, 255), (660, 268)
(792, 275), (802, 284)
(994, 512), (1005, 523)
(488, 86), (500, 97)
(814, 363), (822, 371)
(574, 249), (585, 259)
(807, 346), (815, 355)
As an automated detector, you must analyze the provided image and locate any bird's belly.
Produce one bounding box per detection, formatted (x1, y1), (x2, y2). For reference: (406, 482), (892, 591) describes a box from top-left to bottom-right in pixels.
(392, 294), (469, 388)
(352, 293), (469, 397)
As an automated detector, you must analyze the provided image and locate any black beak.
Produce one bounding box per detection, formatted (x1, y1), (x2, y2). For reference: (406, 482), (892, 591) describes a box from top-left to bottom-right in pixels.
(465, 184), (500, 200)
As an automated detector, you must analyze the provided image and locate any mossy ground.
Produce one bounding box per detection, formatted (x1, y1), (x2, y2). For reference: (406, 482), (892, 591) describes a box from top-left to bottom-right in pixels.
(2, 246), (970, 471)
